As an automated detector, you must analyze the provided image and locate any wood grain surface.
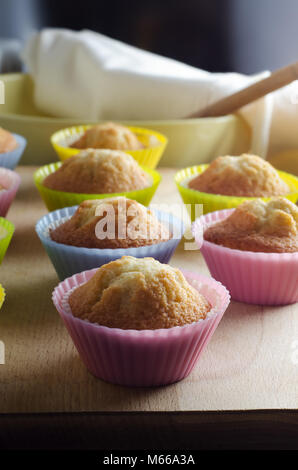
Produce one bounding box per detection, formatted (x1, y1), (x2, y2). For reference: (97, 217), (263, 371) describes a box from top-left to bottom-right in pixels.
(0, 166), (297, 418)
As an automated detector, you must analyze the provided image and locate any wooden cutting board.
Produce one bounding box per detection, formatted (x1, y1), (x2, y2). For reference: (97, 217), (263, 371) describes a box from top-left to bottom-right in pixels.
(0, 166), (297, 449)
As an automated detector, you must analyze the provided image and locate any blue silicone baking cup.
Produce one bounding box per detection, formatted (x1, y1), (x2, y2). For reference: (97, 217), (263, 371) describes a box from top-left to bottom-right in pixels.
(0, 134), (27, 170)
(36, 205), (185, 280)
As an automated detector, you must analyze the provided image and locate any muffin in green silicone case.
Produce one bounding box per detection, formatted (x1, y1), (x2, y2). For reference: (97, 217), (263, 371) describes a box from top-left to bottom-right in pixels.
(175, 164), (298, 220)
(34, 162), (161, 211)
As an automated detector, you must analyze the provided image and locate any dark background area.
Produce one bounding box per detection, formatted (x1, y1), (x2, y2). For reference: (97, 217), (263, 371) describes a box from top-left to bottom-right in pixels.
(41, 0), (231, 72)
(0, 0), (298, 74)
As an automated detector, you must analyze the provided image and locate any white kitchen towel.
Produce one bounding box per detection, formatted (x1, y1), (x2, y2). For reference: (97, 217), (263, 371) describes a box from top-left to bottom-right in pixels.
(23, 28), (298, 158)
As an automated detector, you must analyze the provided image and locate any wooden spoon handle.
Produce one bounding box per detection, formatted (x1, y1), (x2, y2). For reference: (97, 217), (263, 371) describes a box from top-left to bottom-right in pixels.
(187, 62), (298, 118)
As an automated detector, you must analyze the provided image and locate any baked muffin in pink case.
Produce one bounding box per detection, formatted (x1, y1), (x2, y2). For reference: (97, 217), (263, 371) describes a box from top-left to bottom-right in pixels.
(52, 256), (230, 387)
(0, 167), (21, 216)
(192, 198), (298, 305)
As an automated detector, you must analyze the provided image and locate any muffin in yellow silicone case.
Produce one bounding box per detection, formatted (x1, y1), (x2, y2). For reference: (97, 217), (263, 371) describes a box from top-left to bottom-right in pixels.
(175, 154), (298, 219)
(0, 284), (5, 311)
(34, 149), (161, 211)
(70, 122), (144, 151)
(51, 123), (168, 169)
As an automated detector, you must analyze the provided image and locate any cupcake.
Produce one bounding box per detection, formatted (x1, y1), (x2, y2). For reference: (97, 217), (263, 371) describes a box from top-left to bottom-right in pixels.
(204, 197), (297, 253)
(35, 150), (161, 211)
(52, 256), (230, 386)
(175, 154), (298, 218)
(50, 197), (170, 249)
(188, 154), (289, 196)
(36, 197), (184, 280)
(69, 256), (211, 329)
(193, 197), (298, 305)
(70, 122), (144, 151)
(0, 168), (21, 216)
(43, 149), (149, 194)
(0, 128), (27, 170)
(0, 128), (18, 153)
(51, 124), (167, 169)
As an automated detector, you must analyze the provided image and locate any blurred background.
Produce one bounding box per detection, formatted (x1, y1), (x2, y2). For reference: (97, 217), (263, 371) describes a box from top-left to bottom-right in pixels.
(0, 0), (298, 74)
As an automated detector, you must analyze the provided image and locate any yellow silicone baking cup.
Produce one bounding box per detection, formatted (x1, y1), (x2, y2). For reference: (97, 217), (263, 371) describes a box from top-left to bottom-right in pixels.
(34, 162), (161, 212)
(51, 125), (168, 169)
(0, 217), (15, 264)
(175, 164), (298, 220)
(0, 284), (5, 310)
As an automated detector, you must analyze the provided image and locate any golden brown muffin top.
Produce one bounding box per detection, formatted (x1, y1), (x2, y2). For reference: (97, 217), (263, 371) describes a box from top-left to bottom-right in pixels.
(43, 149), (149, 194)
(70, 122), (143, 151)
(204, 198), (298, 253)
(50, 197), (171, 249)
(0, 127), (18, 153)
(188, 154), (290, 197)
(69, 256), (211, 330)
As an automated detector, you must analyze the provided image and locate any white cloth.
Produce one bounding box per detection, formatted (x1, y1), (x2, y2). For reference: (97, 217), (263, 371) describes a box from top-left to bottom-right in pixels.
(22, 28), (298, 158)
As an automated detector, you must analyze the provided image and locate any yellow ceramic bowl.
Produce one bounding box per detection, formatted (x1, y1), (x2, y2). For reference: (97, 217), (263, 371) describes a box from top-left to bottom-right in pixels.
(0, 217), (15, 263)
(50, 125), (168, 169)
(0, 284), (5, 310)
(175, 164), (298, 220)
(0, 74), (251, 166)
(34, 162), (161, 211)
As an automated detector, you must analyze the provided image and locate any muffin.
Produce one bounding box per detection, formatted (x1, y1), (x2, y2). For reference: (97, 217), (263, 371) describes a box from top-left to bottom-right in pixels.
(70, 122), (143, 151)
(69, 256), (211, 330)
(43, 149), (149, 194)
(188, 154), (290, 197)
(53, 264), (229, 386)
(204, 198), (298, 253)
(50, 197), (171, 249)
(0, 128), (18, 153)
(0, 168), (21, 217)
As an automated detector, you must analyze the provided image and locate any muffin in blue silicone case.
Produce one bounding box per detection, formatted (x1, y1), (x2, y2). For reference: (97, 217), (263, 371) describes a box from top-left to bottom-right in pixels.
(36, 205), (185, 280)
(0, 134), (27, 170)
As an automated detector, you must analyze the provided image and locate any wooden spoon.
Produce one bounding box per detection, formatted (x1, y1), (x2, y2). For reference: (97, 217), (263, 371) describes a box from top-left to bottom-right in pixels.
(187, 61), (298, 118)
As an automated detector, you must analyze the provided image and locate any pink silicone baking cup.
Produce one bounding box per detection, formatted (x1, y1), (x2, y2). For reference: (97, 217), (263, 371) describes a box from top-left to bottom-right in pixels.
(0, 168), (21, 217)
(192, 209), (298, 305)
(52, 268), (230, 387)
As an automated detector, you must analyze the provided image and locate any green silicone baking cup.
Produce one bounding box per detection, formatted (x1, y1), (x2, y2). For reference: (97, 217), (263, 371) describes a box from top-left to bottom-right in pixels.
(34, 162), (161, 211)
(175, 164), (298, 220)
(0, 217), (15, 264)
